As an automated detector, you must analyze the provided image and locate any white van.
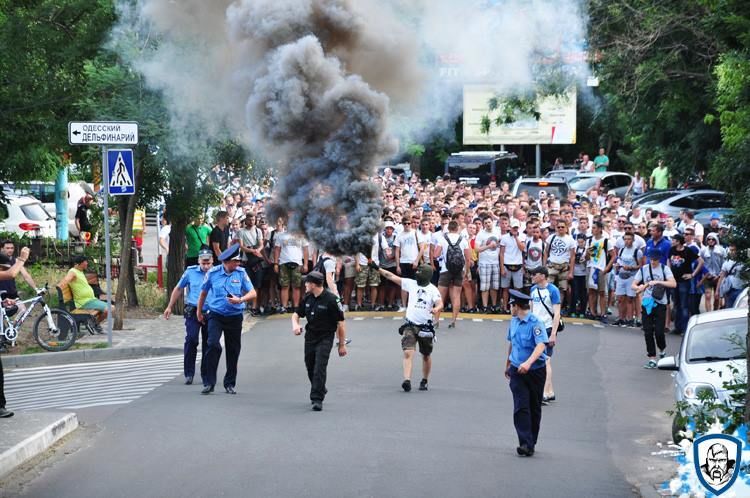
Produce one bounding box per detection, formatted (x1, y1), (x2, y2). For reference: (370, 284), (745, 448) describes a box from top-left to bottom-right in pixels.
(4, 181), (92, 237)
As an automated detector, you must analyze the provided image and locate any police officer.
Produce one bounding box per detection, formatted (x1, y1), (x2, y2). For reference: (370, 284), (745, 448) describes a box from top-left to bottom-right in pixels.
(504, 289), (548, 457)
(196, 243), (256, 395)
(291, 271), (347, 411)
(163, 248), (213, 385)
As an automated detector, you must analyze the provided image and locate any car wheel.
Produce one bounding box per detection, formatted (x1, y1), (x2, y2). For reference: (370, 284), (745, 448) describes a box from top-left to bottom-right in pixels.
(672, 415), (690, 444)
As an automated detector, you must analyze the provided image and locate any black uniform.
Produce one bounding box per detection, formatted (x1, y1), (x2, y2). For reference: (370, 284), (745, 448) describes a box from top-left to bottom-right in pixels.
(295, 289), (345, 403)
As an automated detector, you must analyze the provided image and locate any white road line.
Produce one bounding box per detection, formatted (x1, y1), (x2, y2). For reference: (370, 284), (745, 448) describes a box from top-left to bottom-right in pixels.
(472, 319), (483, 322)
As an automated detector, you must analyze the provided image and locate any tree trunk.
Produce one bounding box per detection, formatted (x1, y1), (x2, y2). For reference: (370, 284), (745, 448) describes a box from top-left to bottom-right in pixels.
(113, 161), (142, 329)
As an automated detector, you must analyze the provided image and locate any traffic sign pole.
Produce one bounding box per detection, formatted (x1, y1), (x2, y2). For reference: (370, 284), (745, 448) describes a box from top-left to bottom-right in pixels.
(101, 146), (113, 347)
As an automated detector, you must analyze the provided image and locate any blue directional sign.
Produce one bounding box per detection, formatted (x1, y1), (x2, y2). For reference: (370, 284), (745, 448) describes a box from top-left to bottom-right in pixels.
(107, 149), (135, 196)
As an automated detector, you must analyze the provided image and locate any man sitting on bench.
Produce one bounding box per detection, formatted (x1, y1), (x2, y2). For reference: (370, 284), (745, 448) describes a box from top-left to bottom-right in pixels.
(58, 255), (112, 334)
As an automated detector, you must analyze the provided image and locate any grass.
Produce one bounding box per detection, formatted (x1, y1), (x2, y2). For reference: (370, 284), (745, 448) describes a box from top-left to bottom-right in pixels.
(20, 341), (109, 355)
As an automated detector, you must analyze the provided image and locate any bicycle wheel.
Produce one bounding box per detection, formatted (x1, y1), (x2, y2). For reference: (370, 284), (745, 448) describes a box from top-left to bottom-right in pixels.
(33, 308), (78, 352)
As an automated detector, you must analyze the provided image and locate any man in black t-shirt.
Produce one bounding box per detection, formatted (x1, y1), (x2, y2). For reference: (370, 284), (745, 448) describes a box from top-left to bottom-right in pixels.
(669, 234), (703, 334)
(75, 196), (94, 240)
(291, 271), (347, 411)
(209, 211), (230, 265)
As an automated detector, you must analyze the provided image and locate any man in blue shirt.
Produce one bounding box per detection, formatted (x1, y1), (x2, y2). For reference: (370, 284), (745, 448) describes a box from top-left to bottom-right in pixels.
(645, 224), (671, 265)
(163, 248), (213, 386)
(504, 289), (548, 457)
(197, 243), (256, 395)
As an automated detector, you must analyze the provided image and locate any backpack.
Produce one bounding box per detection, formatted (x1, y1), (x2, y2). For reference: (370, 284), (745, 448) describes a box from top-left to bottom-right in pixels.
(313, 255), (331, 288)
(444, 233), (465, 275)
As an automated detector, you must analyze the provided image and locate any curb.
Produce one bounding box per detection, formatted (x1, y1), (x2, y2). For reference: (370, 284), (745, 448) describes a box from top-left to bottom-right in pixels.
(3, 346), (182, 369)
(0, 412), (78, 480)
(263, 311), (600, 325)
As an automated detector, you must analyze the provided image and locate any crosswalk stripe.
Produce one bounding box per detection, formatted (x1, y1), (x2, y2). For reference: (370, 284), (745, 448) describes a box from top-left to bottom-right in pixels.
(6, 354), (184, 411)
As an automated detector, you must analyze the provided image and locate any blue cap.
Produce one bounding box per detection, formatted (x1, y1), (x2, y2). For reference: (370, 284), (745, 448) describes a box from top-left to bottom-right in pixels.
(219, 242), (242, 262)
(647, 247), (663, 260)
(508, 289), (531, 304)
(197, 248), (213, 260)
(423, 205), (432, 212)
(710, 212), (721, 220)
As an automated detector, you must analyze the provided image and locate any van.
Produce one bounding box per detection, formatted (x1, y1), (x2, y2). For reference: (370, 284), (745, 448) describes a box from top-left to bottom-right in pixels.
(444, 151), (522, 186)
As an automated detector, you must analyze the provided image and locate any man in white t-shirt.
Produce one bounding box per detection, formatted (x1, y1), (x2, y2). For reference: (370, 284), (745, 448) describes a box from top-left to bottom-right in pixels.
(500, 220), (526, 311)
(374, 264), (443, 393)
(273, 231), (310, 312)
(394, 220), (421, 310)
(545, 221), (575, 297)
(432, 220), (471, 328)
(523, 223), (545, 291)
(586, 221), (616, 321)
(354, 232), (389, 311)
(475, 217), (502, 312)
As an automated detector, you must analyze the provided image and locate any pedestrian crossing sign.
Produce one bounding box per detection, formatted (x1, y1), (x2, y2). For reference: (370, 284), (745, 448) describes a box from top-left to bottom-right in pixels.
(107, 149), (135, 195)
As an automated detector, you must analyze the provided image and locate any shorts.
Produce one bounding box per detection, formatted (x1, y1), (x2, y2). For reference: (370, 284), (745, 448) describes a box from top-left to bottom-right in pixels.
(81, 299), (108, 312)
(438, 271), (463, 288)
(401, 325), (433, 356)
(615, 275), (636, 297)
(703, 276), (718, 290)
(547, 262), (569, 291)
(343, 261), (356, 279)
(279, 263), (302, 288)
(587, 267), (607, 292)
(478, 263), (500, 291)
(355, 266), (380, 288)
(501, 265), (524, 289)
(607, 271), (616, 292)
(545, 327), (554, 357)
(399, 263), (416, 279)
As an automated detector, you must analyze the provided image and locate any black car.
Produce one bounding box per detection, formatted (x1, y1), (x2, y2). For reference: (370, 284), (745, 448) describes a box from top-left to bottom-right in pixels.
(444, 151), (522, 186)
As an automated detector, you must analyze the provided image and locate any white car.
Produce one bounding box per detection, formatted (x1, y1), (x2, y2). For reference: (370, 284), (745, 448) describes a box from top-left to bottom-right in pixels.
(658, 308), (747, 442)
(0, 194), (56, 238)
(733, 288), (748, 309)
(4, 181), (92, 237)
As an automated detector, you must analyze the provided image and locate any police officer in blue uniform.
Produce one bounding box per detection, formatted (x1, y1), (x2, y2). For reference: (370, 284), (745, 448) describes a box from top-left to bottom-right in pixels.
(504, 289), (548, 457)
(196, 243), (256, 395)
(163, 248), (213, 385)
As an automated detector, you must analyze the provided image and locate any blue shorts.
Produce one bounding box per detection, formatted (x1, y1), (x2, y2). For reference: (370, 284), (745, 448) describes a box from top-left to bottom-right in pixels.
(81, 299), (108, 312)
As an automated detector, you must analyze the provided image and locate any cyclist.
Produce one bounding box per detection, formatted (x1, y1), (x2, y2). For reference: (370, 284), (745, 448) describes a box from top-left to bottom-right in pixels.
(0, 246), (30, 418)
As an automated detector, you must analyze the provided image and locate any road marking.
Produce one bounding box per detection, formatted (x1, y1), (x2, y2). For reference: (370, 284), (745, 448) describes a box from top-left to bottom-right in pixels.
(472, 319), (483, 322)
(353, 317), (365, 321)
(6, 355), (184, 411)
(372, 316), (384, 320)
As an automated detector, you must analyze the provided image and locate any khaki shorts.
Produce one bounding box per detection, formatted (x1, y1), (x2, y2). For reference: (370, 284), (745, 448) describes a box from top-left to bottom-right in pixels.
(355, 266), (380, 288)
(547, 262), (570, 291)
(438, 271), (463, 288)
(279, 263), (302, 288)
(401, 325), (434, 356)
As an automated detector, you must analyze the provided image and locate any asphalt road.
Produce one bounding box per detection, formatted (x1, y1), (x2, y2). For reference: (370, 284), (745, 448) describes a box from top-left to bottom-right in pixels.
(4, 317), (681, 498)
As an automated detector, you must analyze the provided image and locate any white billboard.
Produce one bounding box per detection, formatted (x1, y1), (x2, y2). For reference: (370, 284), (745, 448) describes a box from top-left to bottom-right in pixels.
(463, 85), (577, 145)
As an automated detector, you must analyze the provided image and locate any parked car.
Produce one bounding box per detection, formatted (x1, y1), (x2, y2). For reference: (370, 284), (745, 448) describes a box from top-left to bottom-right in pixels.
(544, 168), (579, 182)
(444, 151), (522, 186)
(0, 194), (56, 238)
(733, 288), (748, 309)
(511, 177), (569, 200)
(5, 181), (92, 237)
(658, 308), (747, 442)
(377, 163), (412, 180)
(632, 189), (733, 226)
(567, 172), (634, 199)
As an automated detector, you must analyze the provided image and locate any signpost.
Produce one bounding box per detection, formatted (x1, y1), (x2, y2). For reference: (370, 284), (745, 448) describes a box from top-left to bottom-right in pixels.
(68, 121), (139, 347)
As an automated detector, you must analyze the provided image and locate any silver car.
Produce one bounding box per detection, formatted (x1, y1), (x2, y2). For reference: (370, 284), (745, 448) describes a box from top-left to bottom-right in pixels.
(658, 308), (747, 442)
(567, 171), (634, 199)
(633, 189), (733, 226)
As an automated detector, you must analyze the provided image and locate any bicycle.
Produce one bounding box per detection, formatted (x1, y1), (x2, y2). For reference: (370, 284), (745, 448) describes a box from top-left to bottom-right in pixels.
(1, 287), (78, 352)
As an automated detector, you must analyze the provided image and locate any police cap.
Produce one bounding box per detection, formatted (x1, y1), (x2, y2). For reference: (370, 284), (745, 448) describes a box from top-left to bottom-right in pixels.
(304, 271), (325, 286)
(508, 289), (531, 305)
(219, 242), (242, 262)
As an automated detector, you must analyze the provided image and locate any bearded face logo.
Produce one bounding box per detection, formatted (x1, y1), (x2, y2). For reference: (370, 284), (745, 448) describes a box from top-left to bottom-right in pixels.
(693, 434), (742, 496)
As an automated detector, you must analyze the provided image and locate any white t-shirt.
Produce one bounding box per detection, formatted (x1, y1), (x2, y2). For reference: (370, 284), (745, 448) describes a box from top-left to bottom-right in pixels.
(500, 233), (526, 265)
(547, 234), (575, 265)
(614, 234), (646, 251)
(159, 224), (171, 249)
(395, 230), (420, 263)
(401, 278), (441, 325)
(357, 233), (388, 265)
(587, 235), (614, 271)
(417, 230), (432, 264)
(274, 232), (309, 265)
(687, 221), (705, 241)
(476, 228), (501, 266)
(435, 232), (469, 273)
(524, 238), (545, 269)
(629, 212), (646, 225)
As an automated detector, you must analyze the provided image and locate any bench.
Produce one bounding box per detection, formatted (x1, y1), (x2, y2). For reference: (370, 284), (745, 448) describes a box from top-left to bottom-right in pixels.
(56, 283), (101, 336)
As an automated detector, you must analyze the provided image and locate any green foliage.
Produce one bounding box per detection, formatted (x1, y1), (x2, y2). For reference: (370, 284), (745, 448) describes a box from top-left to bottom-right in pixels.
(406, 142), (425, 158)
(0, 0), (116, 184)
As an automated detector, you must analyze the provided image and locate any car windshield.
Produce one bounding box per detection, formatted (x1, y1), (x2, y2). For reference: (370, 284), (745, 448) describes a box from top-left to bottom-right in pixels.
(568, 176), (599, 191)
(515, 182), (567, 199)
(687, 317), (747, 362)
(20, 202), (51, 221)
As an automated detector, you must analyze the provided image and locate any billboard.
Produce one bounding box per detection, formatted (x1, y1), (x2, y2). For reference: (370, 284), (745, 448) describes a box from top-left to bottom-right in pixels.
(463, 84), (577, 145)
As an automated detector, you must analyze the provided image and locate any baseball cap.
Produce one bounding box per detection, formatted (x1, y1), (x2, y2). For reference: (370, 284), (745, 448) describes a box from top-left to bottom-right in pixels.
(510, 220), (521, 229)
(710, 212), (721, 220)
(384, 221), (396, 229)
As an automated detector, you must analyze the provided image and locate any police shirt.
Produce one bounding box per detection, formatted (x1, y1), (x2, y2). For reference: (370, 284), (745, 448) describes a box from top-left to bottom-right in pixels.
(176, 265), (210, 309)
(295, 290), (344, 340)
(201, 264), (253, 316)
(507, 313), (548, 370)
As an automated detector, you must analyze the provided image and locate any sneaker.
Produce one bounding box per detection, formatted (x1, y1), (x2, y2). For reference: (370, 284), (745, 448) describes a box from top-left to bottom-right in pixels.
(249, 308), (260, 317)
(342, 304), (349, 312)
(613, 319), (623, 327)
(401, 379), (411, 392)
(599, 316), (608, 325)
(312, 401), (323, 411)
(643, 359), (657, 369)
(659, 350), (666, 359)
(398, 307), (406, 313)
(543, 394), (556, 402)
(447, 321), (456, 329)
(0, 407), (14, 418)
(634, 319), (642, 328)
(419, 379), (428, 391)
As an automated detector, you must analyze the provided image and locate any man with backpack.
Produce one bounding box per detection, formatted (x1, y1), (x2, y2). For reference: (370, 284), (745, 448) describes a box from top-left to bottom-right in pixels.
(586, 221), (616, 322)
(433, 220), (471, 328)
(613, 232), (641, 327)
(529, 267), (561, 405)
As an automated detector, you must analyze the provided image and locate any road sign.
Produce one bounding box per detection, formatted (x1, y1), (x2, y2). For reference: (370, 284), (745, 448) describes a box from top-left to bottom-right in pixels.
(68, 121), (139, 145)
(107, 149), (135, 196)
